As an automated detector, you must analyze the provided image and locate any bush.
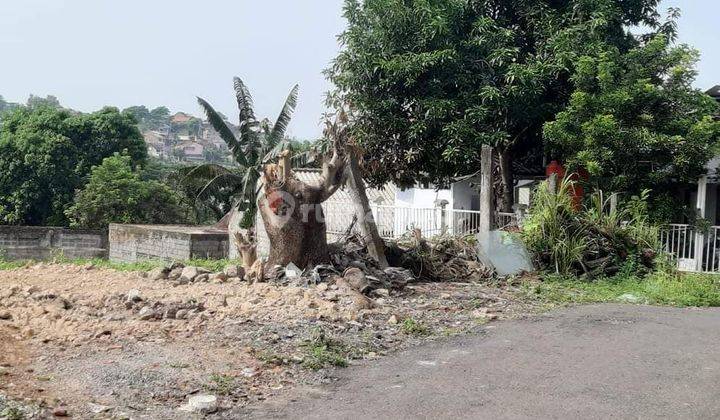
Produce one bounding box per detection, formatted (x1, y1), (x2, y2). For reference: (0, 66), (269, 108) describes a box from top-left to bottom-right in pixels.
(521, 178), (658, 277)
(66, 154), (190, 229)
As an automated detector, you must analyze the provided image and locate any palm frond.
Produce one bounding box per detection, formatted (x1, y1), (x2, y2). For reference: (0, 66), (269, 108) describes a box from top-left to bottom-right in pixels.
(266, 84), (299, 148)
(196, 173), (244, 201)
(233, 77), (256, 124)
(182, 163), (233, 183)
(197, 97), (248, 167)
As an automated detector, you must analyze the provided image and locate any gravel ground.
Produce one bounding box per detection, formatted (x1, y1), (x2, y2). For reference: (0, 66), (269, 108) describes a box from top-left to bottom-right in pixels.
(0, 263), (535, 419)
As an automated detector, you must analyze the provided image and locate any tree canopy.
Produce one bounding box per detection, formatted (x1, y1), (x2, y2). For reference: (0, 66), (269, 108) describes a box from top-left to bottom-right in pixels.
(327, 0), (666, 193)
(66, 154), (188, 229)
(544, 34), (720, 196)
(0, 106), (147, 226)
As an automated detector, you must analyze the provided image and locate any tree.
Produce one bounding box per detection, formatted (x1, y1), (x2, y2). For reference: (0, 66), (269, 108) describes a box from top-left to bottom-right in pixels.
(123, 105), (171, 131)
(66, 154), (188, 229)
(544, 34), (720, 209)
(26, 94), (61, 109)
(0, 106), (147, 225)
(186, 77), (299, 228)
(327, 0), (665, 211)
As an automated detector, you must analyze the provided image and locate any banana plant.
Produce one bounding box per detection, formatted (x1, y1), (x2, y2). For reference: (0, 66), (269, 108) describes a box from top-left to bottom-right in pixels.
(184, 77), (299, 228)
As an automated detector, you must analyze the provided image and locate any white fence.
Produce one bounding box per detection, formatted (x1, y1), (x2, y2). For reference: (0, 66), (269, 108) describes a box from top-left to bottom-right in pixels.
(323, 203), (517, 240)
(659, 223), (720, 273)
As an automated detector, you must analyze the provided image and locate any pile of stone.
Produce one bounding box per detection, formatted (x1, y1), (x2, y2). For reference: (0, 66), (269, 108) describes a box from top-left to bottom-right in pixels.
(147, 262), (241, 285)
(123, 289), (207, 321)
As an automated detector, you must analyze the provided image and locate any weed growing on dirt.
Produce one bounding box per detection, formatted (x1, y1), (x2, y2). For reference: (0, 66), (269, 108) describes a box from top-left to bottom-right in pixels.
(206, 374), (237, 396)
(524, 270), (720, 307)
(0, 406), (25, 420)
(301, 328), (349, 370)
(400, 318), (431, 336)
(0, 256), (239, 273)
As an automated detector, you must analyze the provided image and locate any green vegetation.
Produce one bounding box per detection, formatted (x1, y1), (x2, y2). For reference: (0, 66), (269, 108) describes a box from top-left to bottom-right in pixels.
(544, 33), (720, 220)
(206, 374), (237, 396)
(524, 270), (720, 308)
(186, 77), (299, 228)
(301, 328), (349, 370)
(522, 178), (658, 276)
(122, 105), (171, 132)
(0, 406), (25, 420)
(400, 318), (431, 337)
(328, 0), (670, 211)
(0, 105), (146, 226)
(65, 153), (190, 229)
(0, 255), (235, 273)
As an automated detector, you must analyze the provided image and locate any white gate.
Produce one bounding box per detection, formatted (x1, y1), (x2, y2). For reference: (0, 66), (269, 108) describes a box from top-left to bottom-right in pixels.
(660, 224), (720, 273)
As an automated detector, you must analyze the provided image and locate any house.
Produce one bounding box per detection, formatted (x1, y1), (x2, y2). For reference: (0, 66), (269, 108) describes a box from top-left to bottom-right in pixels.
(170, 112), (193, 124)
(707, 85), (720, 104)
(176, 141), (204, 162)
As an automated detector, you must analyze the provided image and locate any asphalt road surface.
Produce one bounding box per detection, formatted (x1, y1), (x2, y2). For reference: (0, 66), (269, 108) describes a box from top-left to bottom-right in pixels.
(251, 304), (720, 419)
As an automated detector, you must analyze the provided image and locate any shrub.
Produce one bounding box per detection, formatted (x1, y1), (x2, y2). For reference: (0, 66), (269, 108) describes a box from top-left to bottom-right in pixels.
(66, 154), (190, 229)
(522, 178), (659, 277)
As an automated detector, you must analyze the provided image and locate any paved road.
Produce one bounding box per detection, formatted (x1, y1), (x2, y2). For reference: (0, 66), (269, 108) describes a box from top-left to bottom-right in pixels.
(251, 304), (720, 419)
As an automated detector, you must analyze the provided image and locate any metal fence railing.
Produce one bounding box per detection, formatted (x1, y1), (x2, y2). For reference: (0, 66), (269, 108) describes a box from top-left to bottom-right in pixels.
(659, 223), (720, 273)
(322, 203), (518, 240)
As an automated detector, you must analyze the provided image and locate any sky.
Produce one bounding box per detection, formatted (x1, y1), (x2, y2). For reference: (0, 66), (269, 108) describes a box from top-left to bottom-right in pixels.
(0, 0), (717, 139)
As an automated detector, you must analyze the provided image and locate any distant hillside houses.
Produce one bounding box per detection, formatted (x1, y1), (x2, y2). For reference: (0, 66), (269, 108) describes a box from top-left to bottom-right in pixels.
(139, 111), (234, 164)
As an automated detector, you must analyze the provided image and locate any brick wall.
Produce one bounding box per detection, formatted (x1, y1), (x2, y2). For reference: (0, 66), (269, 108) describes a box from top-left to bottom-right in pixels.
(109, 224), (228, 263)
(0, 226), (107, 260)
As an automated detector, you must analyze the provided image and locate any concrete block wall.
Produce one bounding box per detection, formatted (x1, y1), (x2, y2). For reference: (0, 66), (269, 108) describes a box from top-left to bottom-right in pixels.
(109, 224), (228, 263)
(0, 226), (107, 260)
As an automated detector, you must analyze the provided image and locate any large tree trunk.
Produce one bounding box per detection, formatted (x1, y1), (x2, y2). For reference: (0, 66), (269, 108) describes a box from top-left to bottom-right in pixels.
(345, 149), (388, 268)
(498, 148), (514, 213)
(259, 148), (345, 268)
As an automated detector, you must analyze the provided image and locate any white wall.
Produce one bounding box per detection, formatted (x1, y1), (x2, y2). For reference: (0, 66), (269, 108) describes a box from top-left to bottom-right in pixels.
(395, 187), (452, 209)
(451, 177), (480, 210)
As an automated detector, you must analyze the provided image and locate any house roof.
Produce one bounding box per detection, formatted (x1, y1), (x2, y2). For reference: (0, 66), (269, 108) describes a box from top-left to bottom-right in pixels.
(706, 85), (720, 99)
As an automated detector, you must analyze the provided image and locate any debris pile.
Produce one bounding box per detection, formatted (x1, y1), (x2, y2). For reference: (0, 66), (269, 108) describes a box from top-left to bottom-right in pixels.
(387, 231), (494, 282)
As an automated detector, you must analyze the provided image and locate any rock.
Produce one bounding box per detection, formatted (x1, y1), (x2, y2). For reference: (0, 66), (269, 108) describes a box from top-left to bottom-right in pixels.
(148, 267), (169, 281)
(168, 267), (184, 280)
(0, 311), (12, 321)
(179, 394), (218, 414)
(209, 272), (228, 283)
(352, 293), (375, 310)
(387, 314), (399, 325)
(241, 367), (257, 378)
(53, 407), (69, 417)
(195, 273), (210, 283)
(343, 267), (370, 294)
(316, 283), (329, 292)
(176, 309), (189, 320)
(374, 288), (390, 297)
(0, 366), (8, 376)
(126, 289), (142, 303)
(138, 306), (156, 321)
(285, 262), (302, 279)
(224, 264), (245, 279)
(179, 266), (199, 282)
(88, 403), (112, 414)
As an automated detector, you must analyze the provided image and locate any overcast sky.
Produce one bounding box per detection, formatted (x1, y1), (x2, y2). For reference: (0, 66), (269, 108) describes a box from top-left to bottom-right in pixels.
(0, 0), (716, 139)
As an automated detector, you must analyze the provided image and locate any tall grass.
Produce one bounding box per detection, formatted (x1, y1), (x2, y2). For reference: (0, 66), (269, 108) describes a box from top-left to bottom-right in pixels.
(522, 177), (658, 277)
